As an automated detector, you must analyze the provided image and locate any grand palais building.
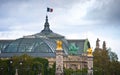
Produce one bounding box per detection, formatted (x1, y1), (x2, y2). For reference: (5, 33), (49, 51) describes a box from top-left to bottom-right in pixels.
(0, 16), (91, 70)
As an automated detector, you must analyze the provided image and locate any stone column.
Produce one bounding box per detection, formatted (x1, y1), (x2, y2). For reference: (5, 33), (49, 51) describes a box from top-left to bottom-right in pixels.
(87, 56), (93, 75)
(87, 48), (93, 75)
(55, 40), (64, 75)
(15, 69), (18, 75)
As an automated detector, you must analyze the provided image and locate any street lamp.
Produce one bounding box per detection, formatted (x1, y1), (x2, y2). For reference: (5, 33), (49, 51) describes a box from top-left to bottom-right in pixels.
(10, 57), (13, 64)
(19, 61), (23, 65)
(0, 67), (4, 75)
(10, 60), (13, 64)
(9, 57), (13, 75)
(19, 60), (23, 75)
(15, 59), (23, 75)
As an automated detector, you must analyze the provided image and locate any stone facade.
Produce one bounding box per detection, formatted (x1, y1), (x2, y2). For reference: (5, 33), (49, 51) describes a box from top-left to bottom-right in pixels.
(56, 50), (64, 75)
(46, 54), (88, 70)
(87, 56), (93, 75)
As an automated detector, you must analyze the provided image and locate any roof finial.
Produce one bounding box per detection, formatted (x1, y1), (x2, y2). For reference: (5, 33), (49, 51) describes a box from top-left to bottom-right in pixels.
(46, 15), (48, 22)
(41, 15), (53, 34)
(102, 41), (106, 50)
(96, 38), (100, 49)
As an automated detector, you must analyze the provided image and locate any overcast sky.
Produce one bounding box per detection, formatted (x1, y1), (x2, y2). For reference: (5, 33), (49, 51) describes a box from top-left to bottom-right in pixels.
(0, 0), (120, 60)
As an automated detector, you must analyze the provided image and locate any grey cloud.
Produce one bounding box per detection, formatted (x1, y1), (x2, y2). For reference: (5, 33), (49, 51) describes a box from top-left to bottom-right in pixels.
(0, 0), (45, 26)
(85, 0), (120, 23)
(49, 0), (87, 9)
(107, 0), (120, 20)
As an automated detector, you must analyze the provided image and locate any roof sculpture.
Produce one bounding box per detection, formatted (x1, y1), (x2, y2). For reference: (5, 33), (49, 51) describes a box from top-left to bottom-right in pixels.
(68, 43), (79, 55)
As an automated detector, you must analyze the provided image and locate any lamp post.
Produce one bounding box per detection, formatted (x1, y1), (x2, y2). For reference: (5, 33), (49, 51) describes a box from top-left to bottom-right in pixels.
(19, 60), (23, 75)
(38, 66), (41, 75)
(9, 57), (13, 75)
(9, 57), (13, 64)
(0, 67), (3, 75)
(15, 59), (23, 75)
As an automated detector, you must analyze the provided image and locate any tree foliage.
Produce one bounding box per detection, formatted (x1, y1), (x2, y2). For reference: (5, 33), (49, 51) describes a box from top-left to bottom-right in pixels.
(108, 48), (118, 61)
(93, 48), (120, 75)
(63, 68), (87, 75)
(0, 54), (48, 75)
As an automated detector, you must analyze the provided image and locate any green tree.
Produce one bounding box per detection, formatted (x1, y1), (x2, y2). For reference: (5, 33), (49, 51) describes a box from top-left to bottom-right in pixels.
(93, 47), (120, 75)
(108, 48), (120, 75)
(49, 63), (55, 75)
(0, 60), (8, 75)
(0, 54), (49, 75)
(33, 57), (49, 75)
(108, 48), (118, 61)
(93, 48), (110, 75)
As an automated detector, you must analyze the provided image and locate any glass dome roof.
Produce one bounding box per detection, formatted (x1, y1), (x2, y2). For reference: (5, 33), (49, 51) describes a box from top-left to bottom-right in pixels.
(0, 16), (69, 57)
(4, 38), (55, 53)
(0, 16), (90, 58)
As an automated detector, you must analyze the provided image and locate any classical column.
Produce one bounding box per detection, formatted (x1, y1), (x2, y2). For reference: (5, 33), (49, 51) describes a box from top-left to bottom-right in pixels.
(55, 40), (64, 75)
(87, 48), (93, 75)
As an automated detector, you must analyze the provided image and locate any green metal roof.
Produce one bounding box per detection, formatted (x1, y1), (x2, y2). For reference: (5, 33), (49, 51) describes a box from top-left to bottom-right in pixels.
(67, 39), (90, 55)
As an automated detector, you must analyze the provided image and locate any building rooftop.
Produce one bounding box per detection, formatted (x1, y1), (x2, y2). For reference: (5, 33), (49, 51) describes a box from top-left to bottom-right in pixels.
(0, 16), (90, 58)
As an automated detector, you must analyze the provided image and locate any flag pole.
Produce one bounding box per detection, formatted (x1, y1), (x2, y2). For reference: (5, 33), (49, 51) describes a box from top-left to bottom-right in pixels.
(46, 7), (48, 17)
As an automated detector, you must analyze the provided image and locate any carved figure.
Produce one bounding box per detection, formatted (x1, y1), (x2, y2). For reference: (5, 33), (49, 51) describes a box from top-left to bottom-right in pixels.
(69, 43), (79, 55)
(87, 48), (93, 56)
(96, 38), (100, 48)
(56, 40), (63, 50)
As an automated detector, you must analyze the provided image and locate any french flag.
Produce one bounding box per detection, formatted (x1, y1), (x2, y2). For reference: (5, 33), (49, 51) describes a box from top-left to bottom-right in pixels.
(47, 7), (53, 12)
